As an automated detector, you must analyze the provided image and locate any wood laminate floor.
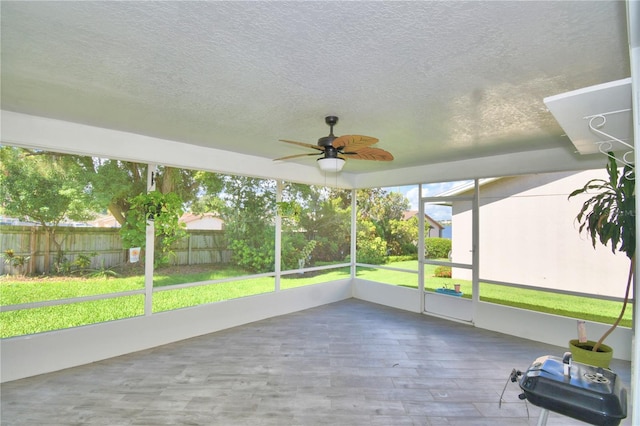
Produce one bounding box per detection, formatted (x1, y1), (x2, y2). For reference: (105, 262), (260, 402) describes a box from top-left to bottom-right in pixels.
(1, 299), (633, 425)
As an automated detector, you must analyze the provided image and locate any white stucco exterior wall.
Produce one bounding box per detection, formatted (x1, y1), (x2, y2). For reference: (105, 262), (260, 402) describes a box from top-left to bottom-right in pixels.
(452, 170), (630, 298)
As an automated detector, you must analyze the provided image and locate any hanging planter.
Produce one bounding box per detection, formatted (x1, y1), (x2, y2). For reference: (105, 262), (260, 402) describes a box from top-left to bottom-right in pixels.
(134, 190), (174, 221)
(144, 200), (166, 221)
(121, 190), (186, 268)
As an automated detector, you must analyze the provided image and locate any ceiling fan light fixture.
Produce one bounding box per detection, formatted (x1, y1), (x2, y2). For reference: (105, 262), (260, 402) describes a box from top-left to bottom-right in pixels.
(317, 157), (345, 172)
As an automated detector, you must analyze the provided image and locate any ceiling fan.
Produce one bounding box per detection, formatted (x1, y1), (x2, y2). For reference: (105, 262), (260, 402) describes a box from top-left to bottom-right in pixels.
(274, 116), (394, 172)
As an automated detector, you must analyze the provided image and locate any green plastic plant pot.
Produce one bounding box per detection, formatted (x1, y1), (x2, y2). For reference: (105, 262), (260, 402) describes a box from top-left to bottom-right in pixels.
(569, 339), (613, 369)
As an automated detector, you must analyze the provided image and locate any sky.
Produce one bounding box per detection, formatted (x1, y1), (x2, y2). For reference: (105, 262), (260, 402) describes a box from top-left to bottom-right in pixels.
(387, 181), (472, 221)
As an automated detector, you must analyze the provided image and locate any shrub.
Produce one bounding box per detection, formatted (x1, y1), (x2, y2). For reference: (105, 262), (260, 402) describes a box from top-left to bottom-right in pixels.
(387, 255), (417, 263)
(434, 266), (452, 278)
(2, 249), (30, 276)
(228, 230), (275, 273)
(357, 236), (387, 265)
(425, 238), (451, 259)
(281, 234), (317, 270)
(356, 220), (388, 265)
(73, 252), (97, 269)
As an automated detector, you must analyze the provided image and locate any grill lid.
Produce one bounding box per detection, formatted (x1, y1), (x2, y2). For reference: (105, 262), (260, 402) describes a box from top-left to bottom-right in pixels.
(519, 355), (627, 426)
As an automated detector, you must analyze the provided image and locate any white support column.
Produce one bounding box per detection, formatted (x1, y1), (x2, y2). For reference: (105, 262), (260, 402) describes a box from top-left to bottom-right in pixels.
(418, 184), (425, 312)
(144, 164), (157, 316)
(627, 0), (639, 419)
(275, 181), (282, 291)
(144, 222), (155, 316)
(471, 179), (480, 324)
(350, 189), (357, 279)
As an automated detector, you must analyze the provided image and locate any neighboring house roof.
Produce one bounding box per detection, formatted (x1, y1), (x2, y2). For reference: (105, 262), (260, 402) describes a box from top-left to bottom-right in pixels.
(89, 212), (224, 230)
(0, 216), (37, 226)
(0, 215), (90, 227)
(435, 178), (499, 197)
(402, 211), (444, 230)
(180, 213), (224, 230)
(90, 215), (120, 228)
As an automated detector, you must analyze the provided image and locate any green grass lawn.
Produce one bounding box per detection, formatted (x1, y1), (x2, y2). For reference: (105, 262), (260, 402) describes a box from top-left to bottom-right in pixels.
(0, 261), (631, 338)
(361, 261), (632, 328)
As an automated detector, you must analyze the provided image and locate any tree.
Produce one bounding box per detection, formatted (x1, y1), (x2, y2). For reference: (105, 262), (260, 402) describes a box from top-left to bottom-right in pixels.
(84, 158), (147, 225)
(221, 176), (276, 272)
(0, 146), (97, 272)
(356, 219), (388, 264)
(303, 197), (351, 262)
(334, 188), (411, 261)
(389, 216), (419, 256)
(190, 171), (225, 215)
(283, 184), (350, 264)
(85, 160), (199, 226)
(87, 162), (201, 267)
(120, 190), (187, 267)
(368, 191), (410, 252)
(0, 147), (206, 271)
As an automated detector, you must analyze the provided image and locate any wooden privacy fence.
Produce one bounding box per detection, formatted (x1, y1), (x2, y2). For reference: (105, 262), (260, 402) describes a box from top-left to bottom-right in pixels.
(0, 225), (232, 275)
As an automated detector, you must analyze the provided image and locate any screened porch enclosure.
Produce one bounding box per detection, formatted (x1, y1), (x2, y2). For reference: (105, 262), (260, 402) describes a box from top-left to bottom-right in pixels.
(2, 1), (638, 421)
(1, 154), (633, 385)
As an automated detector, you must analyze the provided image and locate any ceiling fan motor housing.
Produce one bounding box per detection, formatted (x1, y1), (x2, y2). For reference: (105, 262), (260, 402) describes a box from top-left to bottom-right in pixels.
(317, 135), (337, 148)
(317, 116), (339, 147)
(320, 145), (339, 159)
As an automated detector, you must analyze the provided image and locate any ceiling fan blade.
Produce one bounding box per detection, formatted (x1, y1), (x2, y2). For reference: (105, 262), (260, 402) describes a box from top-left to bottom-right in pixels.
(278, 118), (390, 166)
(332, 135), (378, 150)
(279, 139), (324, 151)
(342, 147), (394, 161)
(273, 152), (323, 161)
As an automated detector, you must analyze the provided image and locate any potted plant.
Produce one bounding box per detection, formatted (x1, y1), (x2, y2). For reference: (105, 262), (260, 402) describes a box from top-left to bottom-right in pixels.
(567, 153), (635, 367)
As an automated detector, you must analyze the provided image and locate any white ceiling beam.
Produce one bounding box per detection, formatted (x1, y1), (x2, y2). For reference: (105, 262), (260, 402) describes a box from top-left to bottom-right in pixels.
(1, 110), (357, 188)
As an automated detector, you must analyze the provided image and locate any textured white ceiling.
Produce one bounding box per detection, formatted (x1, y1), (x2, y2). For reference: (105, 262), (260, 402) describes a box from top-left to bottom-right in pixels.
(0, 1), (632, 182)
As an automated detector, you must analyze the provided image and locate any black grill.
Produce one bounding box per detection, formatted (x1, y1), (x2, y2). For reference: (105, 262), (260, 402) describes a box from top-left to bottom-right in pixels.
(519, 355), (627, 426)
